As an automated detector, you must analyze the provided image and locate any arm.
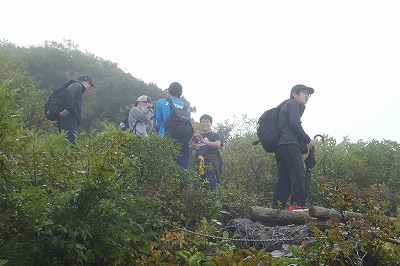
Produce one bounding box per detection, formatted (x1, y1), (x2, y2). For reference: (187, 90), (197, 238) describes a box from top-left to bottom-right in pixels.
(287, 101), (311, 144)
(154, 118), (162, 133)
(189, 138), (199, 151)
(61, 82), (81, 116)
(128, 108), (136, 132)
(187, 106), (192, 124)
(153, 99), (165, 133)
(196, 135), (222, 149)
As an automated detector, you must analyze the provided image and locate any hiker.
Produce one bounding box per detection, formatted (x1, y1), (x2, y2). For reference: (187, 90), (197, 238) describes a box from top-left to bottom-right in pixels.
(272, 84), (318, 211)
(190, 114), (223, 190)
(154, 82), (192, 169)
(128, 95), (154, 137)
(58, 75), (94, 143)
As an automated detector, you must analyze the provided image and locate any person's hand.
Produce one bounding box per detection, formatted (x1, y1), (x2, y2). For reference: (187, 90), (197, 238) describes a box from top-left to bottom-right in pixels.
(59, 109), (70, 117)
(309, 139), (318, 148)
(190, 142), (199, 150)
(196, 135), (205, 144)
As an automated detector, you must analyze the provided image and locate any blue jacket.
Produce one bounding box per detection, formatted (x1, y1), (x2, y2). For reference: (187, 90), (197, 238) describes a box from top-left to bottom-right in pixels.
(154, 97), (191, 137)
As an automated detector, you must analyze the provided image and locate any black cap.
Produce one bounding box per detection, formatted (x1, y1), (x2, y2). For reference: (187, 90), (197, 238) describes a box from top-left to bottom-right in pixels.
(77, 75), (94, 87)
(168, 82), (182, 97)
(291, 84), (314, 95)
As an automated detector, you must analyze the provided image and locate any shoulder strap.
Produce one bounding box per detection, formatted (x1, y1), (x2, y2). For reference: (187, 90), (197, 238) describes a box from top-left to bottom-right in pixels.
(166, 98), (189, 113)
(166, 98), (175, 111)
(277, 99), (290, 109)
(130, 120), (139, 133)
(277, 99), (290, 130)
(63, 80), (78, 91)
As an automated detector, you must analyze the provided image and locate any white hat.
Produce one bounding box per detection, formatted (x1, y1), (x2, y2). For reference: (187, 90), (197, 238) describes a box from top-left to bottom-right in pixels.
(136, 95), (152, 103)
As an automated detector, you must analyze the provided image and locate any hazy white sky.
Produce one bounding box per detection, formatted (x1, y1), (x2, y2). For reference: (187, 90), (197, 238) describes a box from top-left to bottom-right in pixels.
(2, 1), (399, 142)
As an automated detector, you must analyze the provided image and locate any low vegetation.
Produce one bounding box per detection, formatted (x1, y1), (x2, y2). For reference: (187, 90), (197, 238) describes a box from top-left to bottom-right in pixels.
(1, 41), (399, 265)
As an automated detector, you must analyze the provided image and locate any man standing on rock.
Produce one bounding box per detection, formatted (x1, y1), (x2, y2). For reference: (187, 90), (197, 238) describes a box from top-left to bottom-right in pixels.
(272, 84), (318, 211)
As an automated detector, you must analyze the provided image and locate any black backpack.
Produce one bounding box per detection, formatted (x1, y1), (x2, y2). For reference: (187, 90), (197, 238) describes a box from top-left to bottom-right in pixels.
(120, 113), (130, 131)
(252, 100), (289, 153)
(164, 98), (194, 144)
(120, 112), (139, 133)
(44, 80), (76, 121)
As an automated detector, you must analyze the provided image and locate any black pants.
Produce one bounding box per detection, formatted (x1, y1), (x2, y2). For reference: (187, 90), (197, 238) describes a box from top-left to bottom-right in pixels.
(176, 144), (190, 169)
(272, 144), (306, 208)
(203, 158), (218, 190)
(58, 116), (79, 144)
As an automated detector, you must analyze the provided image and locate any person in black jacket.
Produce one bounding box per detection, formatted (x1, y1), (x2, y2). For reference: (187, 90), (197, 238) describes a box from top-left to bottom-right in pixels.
(58, 75), (94, 143)
(272, 84), (318, 211)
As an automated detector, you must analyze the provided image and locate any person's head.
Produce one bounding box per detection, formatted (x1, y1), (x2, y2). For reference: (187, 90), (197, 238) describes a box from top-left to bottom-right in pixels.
(167, 82), (183, 98)
(77, 75), (94, 90)
(290, 84), (314, 105)
(135, 95), (152, 108)
(200, 114), (213, 132)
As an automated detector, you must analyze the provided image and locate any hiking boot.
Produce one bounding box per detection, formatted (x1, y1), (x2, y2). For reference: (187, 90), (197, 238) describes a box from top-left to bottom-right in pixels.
(288, 205), (309, 212)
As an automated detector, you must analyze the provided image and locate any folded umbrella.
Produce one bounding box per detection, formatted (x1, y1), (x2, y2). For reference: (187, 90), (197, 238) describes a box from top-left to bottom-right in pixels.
(305, 134), (324, 200)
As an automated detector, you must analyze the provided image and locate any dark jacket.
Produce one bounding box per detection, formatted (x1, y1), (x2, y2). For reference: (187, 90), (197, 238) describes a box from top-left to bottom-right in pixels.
(276, 99), (311, 148)
(64, 81), (86, 125)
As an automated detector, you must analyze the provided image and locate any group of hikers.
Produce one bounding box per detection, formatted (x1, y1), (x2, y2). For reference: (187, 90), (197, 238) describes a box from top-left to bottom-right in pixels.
(124, 81), (223, 190)
(50, 75), (318, 210)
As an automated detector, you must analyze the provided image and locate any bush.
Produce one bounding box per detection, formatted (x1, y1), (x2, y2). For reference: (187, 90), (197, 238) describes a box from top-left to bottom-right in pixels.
(0, 83), (222, 265)
(1, 83), (399, 265)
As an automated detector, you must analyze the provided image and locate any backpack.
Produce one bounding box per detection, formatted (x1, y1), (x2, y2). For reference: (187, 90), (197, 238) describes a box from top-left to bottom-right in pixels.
(44, 80), (76, 121)
(119, 112), (139, 133)
(120, 113), (130, 131)
(252, 100), (289, 153)
(164, 98), (194, 144)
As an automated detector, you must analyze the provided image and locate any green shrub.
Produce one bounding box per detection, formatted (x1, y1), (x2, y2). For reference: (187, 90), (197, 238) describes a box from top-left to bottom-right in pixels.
(1, 82), (399, 265)
(0, 84), (222, 265)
